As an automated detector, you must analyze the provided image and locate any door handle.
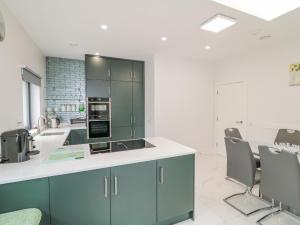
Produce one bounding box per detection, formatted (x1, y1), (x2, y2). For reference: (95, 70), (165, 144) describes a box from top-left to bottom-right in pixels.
(236, 121), (243, 124)
(160, 167), (164, 184)
(133, 129), (136, 137)
(104, 176), (108, 198)
(114, 176), (118, 196)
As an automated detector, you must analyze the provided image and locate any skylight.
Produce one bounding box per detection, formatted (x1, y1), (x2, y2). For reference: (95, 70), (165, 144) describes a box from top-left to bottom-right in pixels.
(211, 0), (300, 21)
(200, 14), (236, 33)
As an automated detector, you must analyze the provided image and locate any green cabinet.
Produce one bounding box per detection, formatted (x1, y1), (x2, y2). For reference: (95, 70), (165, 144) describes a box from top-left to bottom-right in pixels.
(49, 169), (110, 225)
(133, 61), (144, 82)
(133, 126), (145, 139)
(133, 82), (145, 126)
(85, 55), (145, 141)
(64, 129), (87, 145)
(157, 155), (195, 223)
(0, 154), (195, 225)
(86, 55), (110, 80)
(87, 79), (110, 97)
(111, 81), (132, 127)
(111, 161), (156, 225)
(0, 178), (50, 225)
(111, 126), (132, 141)
(110, 59), (133, 82)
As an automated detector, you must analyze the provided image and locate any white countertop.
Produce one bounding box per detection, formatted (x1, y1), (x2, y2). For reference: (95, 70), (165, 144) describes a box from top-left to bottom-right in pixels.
(0, 127), (196, 185)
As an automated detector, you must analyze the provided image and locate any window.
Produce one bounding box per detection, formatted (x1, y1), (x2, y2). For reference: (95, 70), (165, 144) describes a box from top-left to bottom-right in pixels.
(22, 68), (41, 129)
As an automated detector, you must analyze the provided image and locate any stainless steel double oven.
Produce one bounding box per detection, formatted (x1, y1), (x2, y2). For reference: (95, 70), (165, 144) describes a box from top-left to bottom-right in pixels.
(87, 97), (111, 139)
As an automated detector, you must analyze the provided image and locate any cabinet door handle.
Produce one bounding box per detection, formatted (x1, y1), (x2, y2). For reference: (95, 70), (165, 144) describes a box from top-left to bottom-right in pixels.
(108, 69), (111, 77)
(131, 115), (133, 125)
(133, 129), (136, 137)
(131, 129), (133, 137)
(104, 176), (108, 198)
(133, 116), (136, 124)
(114, 176), (118, 196)
(133, 72), (135, 79)
(160, 167), (164, 184)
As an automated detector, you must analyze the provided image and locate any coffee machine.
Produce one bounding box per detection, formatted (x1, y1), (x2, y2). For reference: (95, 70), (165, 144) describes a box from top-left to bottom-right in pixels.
(0, 129), (39, 163)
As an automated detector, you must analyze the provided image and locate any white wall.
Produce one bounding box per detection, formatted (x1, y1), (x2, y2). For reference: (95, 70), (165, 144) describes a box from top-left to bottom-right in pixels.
(215, 41), (300, 143)
(154, 54), (214, 152)
(0, 1), (45, 132)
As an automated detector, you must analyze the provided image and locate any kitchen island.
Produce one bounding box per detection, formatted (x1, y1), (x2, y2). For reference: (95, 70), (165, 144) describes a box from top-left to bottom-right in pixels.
(0, 127), (196, 225)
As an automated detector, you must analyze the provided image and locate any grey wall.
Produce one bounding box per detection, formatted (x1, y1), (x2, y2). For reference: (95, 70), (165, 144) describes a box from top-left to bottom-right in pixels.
(46, 57), (86, 123)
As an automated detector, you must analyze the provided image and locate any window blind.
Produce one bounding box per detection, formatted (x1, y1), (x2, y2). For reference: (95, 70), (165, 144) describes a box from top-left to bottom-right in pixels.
(22, 68), (41, 86)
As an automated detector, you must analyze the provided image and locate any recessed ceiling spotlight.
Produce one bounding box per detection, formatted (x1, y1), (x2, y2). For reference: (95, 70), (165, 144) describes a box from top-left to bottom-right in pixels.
(211, 0), (300, 21)
(95, 52), (100, 56)
(101, 24), (108, 30)
(205, 46), (211, 50)
(161, 36), (167, 41)
(200, 14), (236, 33)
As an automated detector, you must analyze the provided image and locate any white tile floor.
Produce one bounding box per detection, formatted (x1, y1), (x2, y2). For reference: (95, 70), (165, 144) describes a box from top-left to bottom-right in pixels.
(176, 153), (274, 225)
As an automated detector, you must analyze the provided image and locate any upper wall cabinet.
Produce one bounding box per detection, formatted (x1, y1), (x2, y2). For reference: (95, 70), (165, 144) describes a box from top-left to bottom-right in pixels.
(110, 59), (133, 82)
(86, 55), (110, 80)
(87, 80), (110, 98)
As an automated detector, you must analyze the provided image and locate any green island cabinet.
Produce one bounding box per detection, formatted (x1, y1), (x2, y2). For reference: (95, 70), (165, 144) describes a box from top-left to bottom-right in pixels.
(111, 161), (156, 225)
(85, 55), (145, 141)
(0, 178), (50, 225)
(157, 154), (195, 224)
(0, 154), (194, 225)
(49, 169), (111, 225)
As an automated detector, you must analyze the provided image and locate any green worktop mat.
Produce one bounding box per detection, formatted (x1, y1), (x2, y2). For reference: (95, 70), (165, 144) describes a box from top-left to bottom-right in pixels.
(48, 148), (85, 162)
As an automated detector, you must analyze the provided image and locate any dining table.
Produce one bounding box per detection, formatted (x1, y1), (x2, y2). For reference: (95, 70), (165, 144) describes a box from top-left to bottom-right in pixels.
(249, 140), (300, 159)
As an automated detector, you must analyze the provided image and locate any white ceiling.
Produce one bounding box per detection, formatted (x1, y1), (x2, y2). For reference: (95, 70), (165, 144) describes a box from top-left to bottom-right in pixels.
(3, 0), (300, 61)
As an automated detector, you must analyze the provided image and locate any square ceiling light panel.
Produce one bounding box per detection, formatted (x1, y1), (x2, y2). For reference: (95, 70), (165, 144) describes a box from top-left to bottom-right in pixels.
(211, 0), (300, 21)
(200, 14), (237, 33)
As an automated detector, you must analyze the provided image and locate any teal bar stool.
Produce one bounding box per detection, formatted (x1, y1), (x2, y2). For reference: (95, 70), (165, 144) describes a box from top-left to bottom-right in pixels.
(0, 208), (41, 225)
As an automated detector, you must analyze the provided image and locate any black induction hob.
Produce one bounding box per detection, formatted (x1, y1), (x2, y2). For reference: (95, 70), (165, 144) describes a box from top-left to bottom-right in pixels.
(90, 139), (155, 154)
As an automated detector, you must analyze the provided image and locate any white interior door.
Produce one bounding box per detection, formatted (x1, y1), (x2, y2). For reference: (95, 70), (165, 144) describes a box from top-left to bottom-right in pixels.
(215, 82), (247, 155)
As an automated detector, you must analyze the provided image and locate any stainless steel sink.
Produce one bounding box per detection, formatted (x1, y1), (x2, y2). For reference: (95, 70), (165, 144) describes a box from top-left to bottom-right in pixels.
(40, 132), (65, 136)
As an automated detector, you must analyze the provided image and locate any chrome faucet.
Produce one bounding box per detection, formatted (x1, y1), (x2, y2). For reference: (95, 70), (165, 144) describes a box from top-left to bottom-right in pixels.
(37, 115), (48, 134)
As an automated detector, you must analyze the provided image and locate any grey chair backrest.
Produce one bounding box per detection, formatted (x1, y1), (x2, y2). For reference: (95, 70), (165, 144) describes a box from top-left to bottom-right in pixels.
(225, 137), (256, 187)
(225, 128), (243, 139)
(274, 129), (300, 146)
(259, 146), (300, 212)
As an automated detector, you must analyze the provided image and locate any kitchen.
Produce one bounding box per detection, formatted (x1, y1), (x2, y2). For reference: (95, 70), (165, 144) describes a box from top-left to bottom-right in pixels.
(1, 1), (300, 225)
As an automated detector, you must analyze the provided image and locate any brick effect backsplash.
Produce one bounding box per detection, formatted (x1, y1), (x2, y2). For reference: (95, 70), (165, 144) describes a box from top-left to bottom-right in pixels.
(46, 57), (86, 123)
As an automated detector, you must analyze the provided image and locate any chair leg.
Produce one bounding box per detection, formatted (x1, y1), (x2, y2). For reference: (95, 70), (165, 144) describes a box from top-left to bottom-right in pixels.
(256, 200), (281, 224)
(224, 188), (273, 216)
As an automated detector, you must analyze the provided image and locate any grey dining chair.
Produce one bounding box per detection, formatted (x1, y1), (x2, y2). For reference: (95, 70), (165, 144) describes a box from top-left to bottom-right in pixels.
(274, 129), (300, 146)
(225, 128), (243, 139)
(257, 146), (300, 224)
(224, 128), (261, 168)
(224, 137), (270, 215)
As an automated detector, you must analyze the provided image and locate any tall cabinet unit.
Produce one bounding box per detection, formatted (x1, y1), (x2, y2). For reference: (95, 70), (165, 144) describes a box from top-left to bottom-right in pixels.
(85, 55), (145, 141)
